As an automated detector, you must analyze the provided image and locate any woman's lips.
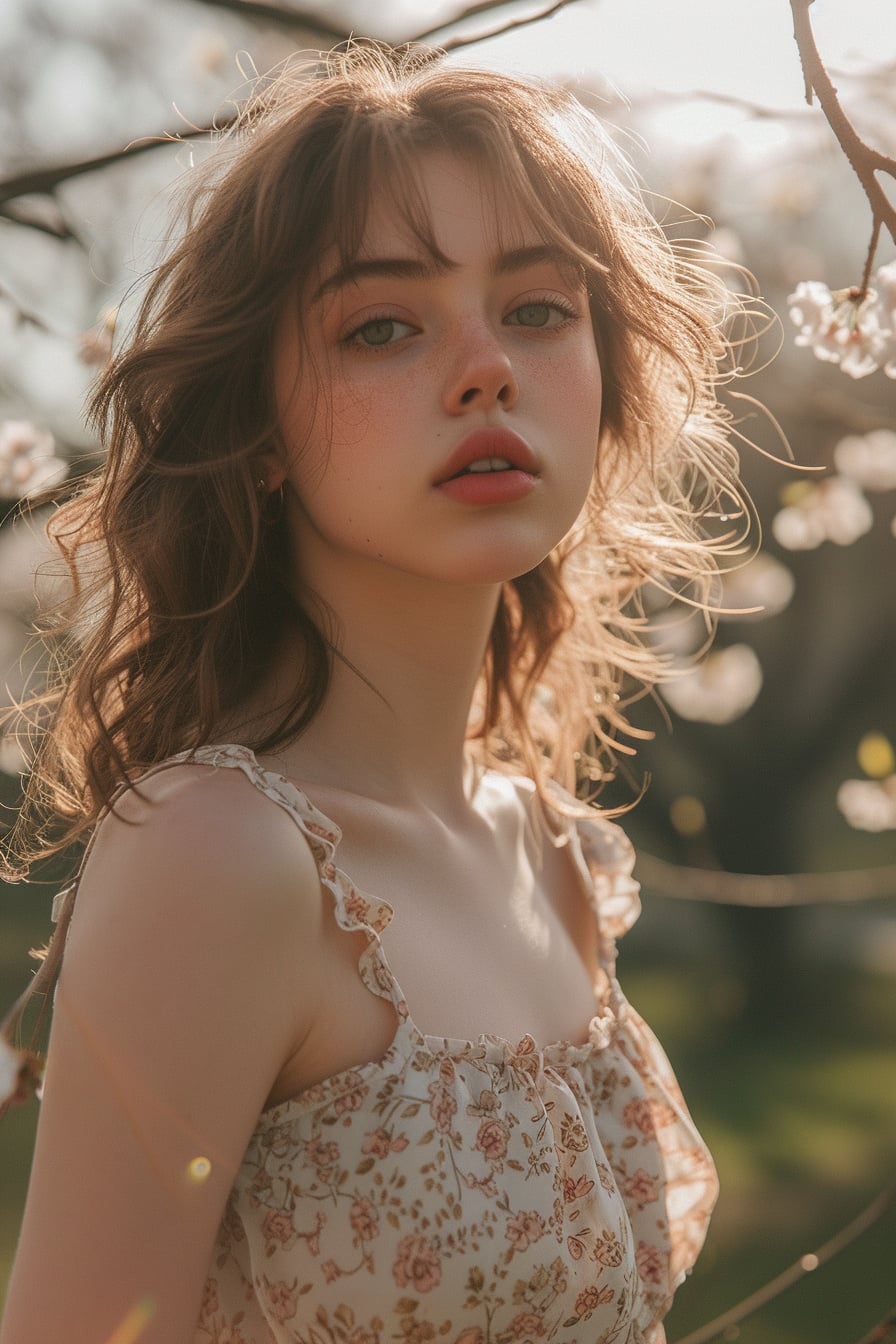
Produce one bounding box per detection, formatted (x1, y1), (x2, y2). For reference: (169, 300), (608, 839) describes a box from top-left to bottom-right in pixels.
(433, 428), (539, 505)
(436, 470), (537, 505)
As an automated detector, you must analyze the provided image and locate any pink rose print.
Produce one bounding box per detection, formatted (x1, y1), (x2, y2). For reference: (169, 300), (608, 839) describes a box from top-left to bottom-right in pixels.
(504, 1210), (547, 1253)
(221, 1329), (250, 1344)
(262, 1209), (297, 1251)
(393, 1233), (442, 1294)
(575, 1284), (615, 1317)
(200, 1279), (218, 1319)
(510, 1310), (545, 1338)
(344, 887), (369, 922)
(454, 1331), (485, 1344)
(371, 958), (394, 994)
(623, 1097), (676, 1136)
(305, 1135), (340, 1172)
(350, 1196), (381, 1242)
(466, 1088), (499, 1117)
(622, 1168), (660, 1210)
(265, 1278), (299, 1323)
(321, 1259), (341, 1283)
(475, 1118), (510, 1162)
(362, 1127), (391, 1158)
(335, 1074), (369, 1114)
(427, 1080), (458, 1134)
(636, 1240), (666, 1286)
(559, 1115), (589, 1152)
(593, 1229), (624, 1267)
(362, 1126), (411, 1157)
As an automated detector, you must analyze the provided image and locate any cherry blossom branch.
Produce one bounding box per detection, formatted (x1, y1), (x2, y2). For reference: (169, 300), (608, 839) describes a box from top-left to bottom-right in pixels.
(790, 0), (896, 291)
(671, 1182), (896, 1344)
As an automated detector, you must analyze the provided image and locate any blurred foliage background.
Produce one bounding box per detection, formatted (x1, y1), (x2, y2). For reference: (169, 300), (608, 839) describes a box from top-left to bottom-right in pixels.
(1, 1), (894, 1341)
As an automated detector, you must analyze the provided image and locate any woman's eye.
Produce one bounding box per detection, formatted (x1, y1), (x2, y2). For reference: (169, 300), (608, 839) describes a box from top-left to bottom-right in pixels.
(346, 317), (416, 348)
(505, 300), (577, 329)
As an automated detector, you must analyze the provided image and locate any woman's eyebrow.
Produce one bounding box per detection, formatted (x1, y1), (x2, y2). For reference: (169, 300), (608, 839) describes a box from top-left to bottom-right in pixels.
(313, 256), (448, 304)
(313, 243), (579, 304)
(495, 243), (578, 277)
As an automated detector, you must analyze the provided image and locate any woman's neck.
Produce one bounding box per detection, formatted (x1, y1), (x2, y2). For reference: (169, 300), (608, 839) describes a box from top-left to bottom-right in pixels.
(245, 565), (502, 817)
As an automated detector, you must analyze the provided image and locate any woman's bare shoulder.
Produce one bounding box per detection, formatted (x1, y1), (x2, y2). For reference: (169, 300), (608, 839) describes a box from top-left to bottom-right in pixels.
(58, 758), (328, 1041)
(81, 758), (322, 917)
(1, 759), (324, 1344)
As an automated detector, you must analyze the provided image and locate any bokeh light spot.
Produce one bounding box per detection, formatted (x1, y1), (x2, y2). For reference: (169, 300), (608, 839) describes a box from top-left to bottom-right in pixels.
(670, 794), (707, 837)
(187, 1155), (212, 1183)
(857, 733), (895, 779)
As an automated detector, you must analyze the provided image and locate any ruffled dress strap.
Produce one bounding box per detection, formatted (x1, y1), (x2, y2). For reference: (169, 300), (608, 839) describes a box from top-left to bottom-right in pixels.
(52, 745), (405, 1021)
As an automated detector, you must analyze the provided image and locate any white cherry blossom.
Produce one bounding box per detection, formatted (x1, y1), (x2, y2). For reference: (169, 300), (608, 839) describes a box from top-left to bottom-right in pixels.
(836, 776), (896, 832)
(719, 553), (795, 619)
(772, 476), (873, 550)
(788, 263), (896, 379)
(873, 260), (896, 376)
(0, 420), (68, 500)
(834, 429), (896, 492)
(0, 732), (28, 776)
(660, 643), (763, 724)
(0, 1036), (23, 1106)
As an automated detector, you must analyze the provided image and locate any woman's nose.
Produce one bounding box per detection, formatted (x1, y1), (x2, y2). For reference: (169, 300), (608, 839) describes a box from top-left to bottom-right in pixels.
(442, 327), (519, 415)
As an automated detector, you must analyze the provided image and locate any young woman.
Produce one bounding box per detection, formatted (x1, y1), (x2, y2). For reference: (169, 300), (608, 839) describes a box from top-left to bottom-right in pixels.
(0, 42), (749, 1344)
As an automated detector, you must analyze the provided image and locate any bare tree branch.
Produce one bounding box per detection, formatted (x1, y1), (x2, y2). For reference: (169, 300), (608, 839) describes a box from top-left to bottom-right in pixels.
(635, 852), (896, 906)
(185, 0), (348, 41)
(0, 203), (79, 242)
(671, 1184), (896, 1344)
(790, 0), (896, 287)
(0, 133), (204, 214)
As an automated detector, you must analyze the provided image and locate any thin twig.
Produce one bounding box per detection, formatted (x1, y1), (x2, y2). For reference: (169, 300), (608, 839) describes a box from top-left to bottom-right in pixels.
(635, 852), (896, 906)
(440, 0), (582, 51)
(790, 0), (896, 280)
(419, 0), (582, 48)
(418, 0), (537, 38)
(671, 1184), (896, 1344)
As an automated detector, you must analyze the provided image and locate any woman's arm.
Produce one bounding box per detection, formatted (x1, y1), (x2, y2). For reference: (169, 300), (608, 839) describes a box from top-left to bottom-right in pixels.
(0, 765), (324, 1344)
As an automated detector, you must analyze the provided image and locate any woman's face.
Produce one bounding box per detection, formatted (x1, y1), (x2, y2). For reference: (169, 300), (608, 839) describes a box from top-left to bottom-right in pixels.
(273, 151), (603, 593)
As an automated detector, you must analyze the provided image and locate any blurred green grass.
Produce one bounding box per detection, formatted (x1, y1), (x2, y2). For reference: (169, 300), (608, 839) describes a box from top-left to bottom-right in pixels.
(2, 887), (895, 1342)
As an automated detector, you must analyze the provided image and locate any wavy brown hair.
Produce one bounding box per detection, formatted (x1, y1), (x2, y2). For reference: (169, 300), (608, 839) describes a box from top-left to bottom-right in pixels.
(3, 41), (758, 877)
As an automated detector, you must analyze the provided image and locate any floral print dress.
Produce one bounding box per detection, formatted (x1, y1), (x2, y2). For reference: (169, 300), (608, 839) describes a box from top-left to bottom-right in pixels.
(61, 744), (718, 1344)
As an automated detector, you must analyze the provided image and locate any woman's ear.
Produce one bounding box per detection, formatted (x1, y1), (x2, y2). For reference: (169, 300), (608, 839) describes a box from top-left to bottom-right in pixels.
(256, 442), (289, 494)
